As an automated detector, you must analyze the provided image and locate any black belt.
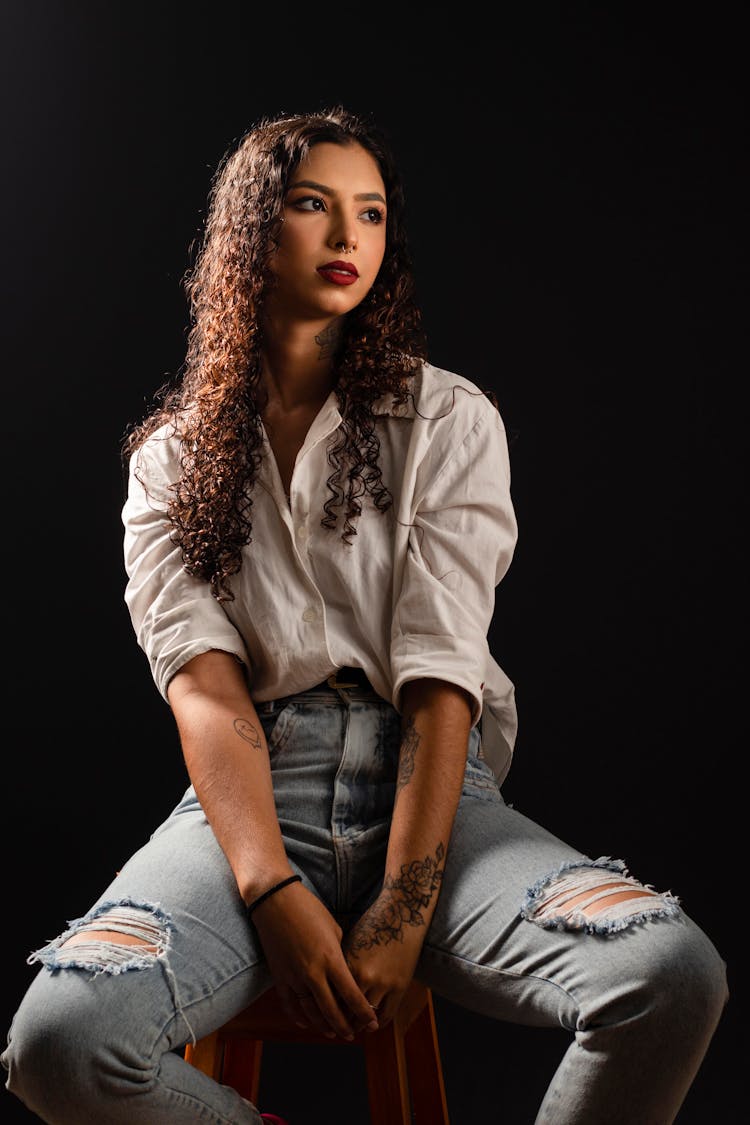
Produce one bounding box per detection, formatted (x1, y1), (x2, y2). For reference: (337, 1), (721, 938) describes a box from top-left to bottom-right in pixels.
(256, 667), (379, 715)
(311, 666), (375, 692)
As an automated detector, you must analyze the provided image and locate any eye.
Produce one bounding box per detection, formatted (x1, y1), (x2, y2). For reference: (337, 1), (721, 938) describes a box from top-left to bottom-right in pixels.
(360, 206), (385, 224)
(290, 194), (326, 212)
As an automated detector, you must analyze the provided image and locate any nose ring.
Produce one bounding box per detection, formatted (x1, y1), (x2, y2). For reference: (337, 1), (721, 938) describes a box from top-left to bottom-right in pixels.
(335, 240), (354, 254)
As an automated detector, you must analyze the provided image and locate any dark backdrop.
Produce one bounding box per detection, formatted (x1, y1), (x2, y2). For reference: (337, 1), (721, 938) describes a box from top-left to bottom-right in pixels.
(1, 4), (743, 1122)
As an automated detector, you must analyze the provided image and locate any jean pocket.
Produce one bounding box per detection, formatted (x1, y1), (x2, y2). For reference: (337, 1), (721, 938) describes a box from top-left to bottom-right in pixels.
(259, 702), (300, 756)
(463, 756), (504, 800)
(463, 728), (504, 801)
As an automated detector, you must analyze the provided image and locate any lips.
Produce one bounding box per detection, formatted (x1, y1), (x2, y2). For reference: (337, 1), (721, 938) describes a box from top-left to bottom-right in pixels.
(317, 260), (359, 286)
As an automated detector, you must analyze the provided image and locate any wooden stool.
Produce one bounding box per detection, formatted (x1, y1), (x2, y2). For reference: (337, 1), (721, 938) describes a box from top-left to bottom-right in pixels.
(184, 979), (450, 1123)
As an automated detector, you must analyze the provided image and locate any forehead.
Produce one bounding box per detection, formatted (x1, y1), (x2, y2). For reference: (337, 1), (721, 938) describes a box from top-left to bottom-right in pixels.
(290, 141), (386, 197)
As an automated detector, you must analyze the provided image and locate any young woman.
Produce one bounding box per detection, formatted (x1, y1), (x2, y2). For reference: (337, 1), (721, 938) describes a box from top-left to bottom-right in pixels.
(3, 106), (728, 1124)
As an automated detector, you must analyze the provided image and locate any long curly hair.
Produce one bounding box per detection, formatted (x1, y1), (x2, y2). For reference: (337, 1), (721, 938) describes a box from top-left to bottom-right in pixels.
(122, 106), (428, 602)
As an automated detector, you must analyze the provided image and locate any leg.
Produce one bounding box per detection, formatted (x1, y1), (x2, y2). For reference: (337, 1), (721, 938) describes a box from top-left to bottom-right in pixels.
(415, 734), (729, 1125)
(2, 787), (284, 1124)
(2, 694), (382, 1123)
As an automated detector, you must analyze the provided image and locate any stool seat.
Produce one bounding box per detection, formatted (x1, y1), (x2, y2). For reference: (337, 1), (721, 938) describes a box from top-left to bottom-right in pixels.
(184, 979), (450, 1123)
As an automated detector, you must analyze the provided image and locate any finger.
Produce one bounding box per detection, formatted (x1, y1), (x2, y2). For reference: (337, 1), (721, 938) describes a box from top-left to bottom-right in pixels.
(277, 984), (312, 1029)
(287, 984), (343, 1039)
(333, 973), (380, 1034)
(347, 992), (380, 1029)
(376, 991), (404, 1029)
(305, 982), (364, 1040)
(295, 993), (339, 1037)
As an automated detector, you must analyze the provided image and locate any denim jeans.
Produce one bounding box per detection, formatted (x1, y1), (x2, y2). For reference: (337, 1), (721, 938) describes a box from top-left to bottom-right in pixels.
(2, 684), (729, 1123)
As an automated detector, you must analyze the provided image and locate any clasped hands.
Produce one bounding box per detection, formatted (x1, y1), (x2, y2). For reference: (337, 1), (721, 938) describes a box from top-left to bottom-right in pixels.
(251, 879), (426, 1041)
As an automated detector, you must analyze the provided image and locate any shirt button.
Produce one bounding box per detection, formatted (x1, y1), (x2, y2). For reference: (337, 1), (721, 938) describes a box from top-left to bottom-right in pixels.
(296, 524), (308, 542)
(302, 605), (318, 623)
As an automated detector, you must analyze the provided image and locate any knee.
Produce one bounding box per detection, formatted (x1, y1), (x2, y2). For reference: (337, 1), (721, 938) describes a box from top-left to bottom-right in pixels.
(587, 913), (729, 1047)
(3, 973), (91, 1112)
(520, 856), (729, 1037)
(645, 914), (729, 1030)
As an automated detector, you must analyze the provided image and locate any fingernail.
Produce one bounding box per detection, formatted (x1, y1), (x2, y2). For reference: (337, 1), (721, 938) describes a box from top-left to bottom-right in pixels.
(367, 1019), (379, 1030)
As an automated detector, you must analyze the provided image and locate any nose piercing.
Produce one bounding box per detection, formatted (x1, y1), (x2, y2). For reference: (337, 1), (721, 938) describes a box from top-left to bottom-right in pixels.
(335, 240), (354, 254)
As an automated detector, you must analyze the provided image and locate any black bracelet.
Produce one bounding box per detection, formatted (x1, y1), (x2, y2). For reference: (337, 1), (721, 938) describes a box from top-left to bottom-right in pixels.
(246, 874), (302, 918)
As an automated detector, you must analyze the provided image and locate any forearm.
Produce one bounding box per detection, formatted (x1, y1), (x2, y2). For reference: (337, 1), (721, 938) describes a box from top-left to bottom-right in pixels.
(381, 678), (472, 938)
(167, 650), (294, 905)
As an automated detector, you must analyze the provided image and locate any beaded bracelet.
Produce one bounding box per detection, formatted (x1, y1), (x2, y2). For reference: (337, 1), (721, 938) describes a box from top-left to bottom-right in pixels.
(246, 874), (302, 919)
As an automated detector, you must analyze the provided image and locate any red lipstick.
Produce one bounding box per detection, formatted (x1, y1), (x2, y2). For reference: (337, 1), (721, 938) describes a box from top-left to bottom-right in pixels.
(317, 260), (359, 286)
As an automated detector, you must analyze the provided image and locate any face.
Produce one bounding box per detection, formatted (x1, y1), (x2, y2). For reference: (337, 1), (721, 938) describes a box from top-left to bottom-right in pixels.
(266, 141), (388, 322)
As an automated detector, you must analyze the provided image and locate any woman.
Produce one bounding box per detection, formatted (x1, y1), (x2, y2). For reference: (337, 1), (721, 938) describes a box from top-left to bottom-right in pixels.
(3, 106), (728, 1124)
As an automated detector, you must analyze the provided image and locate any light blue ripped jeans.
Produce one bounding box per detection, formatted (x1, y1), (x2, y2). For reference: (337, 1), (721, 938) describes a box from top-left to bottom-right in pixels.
(2, 684), (729, 1124)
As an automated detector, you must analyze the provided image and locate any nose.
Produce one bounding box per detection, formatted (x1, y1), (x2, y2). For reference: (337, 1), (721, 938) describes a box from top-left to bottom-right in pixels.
(330, 222), (357, 255)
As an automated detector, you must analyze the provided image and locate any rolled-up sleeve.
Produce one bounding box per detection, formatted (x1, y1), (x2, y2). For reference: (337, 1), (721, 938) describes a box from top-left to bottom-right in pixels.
(390, 403), (518, 726)
(121, 433), (251, 702)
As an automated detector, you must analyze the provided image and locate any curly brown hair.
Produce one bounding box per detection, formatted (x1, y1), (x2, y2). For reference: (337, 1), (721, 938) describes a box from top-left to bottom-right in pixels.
(122, 105), (428, 602)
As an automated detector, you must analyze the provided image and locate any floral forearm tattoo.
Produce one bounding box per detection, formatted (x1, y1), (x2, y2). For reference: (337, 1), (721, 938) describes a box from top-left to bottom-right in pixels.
(396, 715), (419, 794)
(233, 718), (262, 750)
(347, 843), (446, 952)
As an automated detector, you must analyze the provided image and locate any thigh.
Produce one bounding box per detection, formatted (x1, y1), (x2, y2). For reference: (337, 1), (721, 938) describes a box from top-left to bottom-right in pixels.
(42, 695), (359, 1040)
(419, 759), (582, 1023)
(28, 789), (282, 1048)
(417, 740), (685, 1029)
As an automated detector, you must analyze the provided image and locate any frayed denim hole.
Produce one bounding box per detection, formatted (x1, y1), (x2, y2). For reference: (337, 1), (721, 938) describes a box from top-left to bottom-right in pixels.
(28, 901), (172, 976)
(27, 899), (200, 1045)
(520, 856), (682, 936)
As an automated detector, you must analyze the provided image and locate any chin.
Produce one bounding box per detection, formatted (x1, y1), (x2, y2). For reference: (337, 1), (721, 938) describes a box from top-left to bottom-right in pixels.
(316, 293), (363, 319)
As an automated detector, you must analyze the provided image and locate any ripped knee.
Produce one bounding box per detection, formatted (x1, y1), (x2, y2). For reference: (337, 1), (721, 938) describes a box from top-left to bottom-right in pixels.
(28, 900), (172, 975)
(520, 856), (681, 935)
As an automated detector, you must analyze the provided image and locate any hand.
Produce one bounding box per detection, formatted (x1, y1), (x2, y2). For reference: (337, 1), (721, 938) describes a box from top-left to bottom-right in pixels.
(341, 892), (427, 1029)
(250, 881), (380, 1040)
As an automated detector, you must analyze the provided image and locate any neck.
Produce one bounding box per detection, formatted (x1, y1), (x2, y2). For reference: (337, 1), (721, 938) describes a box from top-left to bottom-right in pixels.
(261, 314), (344, 412)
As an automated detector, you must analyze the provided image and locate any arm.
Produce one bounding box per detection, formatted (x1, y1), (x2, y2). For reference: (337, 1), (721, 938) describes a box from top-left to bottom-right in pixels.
(167, 648), (379, 1040)
(342, 676), (472, 1025)
(124, 440), (377, 1038)
(167, 649), (294, 903)
(343, 393), (517, 1023)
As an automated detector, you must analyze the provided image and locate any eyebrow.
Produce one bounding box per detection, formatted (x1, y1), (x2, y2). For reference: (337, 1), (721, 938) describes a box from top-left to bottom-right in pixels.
(287, 178), (386, 205)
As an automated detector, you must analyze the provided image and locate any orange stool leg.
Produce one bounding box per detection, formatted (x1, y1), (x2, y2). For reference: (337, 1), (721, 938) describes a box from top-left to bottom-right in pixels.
(183, 1031), (220, 1080)
(405, 991), (450, 1123)
(364, 1019), (412, 1125)
(184, 981), (450, 1122)
(220, 1035), (263, 1102)
(184, 1031), (262, 1103)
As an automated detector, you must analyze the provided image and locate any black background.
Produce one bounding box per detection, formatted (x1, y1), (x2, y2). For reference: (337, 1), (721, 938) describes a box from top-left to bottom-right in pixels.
(1, 3), (744, 1122)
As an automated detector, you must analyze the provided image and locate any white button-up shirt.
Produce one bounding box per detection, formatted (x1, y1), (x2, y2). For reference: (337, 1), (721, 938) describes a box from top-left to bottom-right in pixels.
(122, 362), (519, 784)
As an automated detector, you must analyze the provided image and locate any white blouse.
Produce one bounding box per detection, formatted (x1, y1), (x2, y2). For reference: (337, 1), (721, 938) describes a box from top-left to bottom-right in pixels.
(122, 362), (519, 785)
